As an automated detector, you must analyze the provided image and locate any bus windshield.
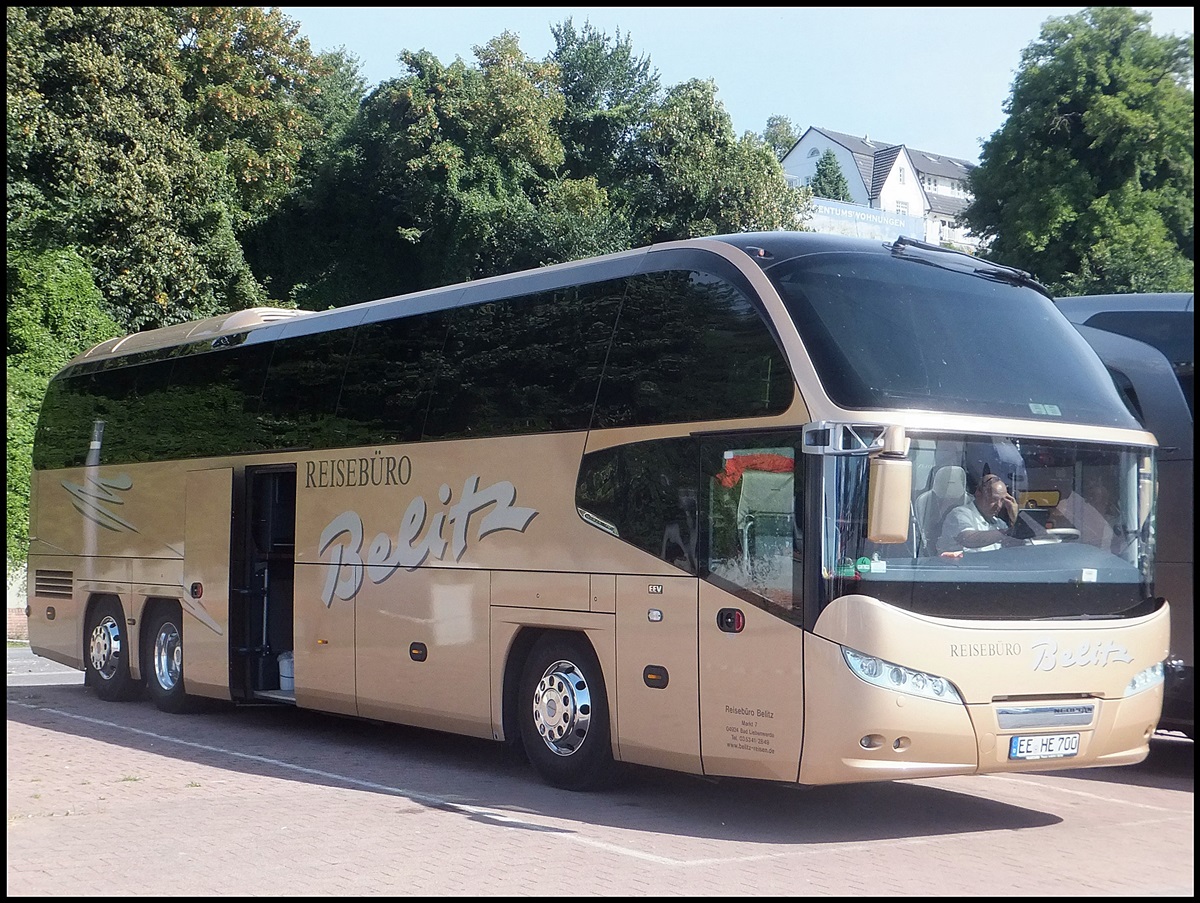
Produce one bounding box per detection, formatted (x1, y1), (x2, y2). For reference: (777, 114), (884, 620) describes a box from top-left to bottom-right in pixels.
(820, 433), (1157, 621)
(762, 249), (1143, 428)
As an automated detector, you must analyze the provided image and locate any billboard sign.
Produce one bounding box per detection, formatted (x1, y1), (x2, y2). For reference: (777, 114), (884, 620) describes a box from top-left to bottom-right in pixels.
(807, 198), (927, 242)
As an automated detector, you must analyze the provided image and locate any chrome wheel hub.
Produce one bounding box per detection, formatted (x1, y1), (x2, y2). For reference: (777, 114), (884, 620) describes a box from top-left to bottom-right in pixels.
(153, 621), (182, 691)
(88, 615), (122, 680)
(532, 659), (592, 757)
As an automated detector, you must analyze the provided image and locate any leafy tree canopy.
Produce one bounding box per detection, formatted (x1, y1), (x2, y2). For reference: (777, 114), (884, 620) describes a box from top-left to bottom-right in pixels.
(624, 79), (813, 244)
(257, 24), (812, 309)
(6, 6), (334, 330)
(170, 6), (330, 227)
(762, 115), (800, 161)
(550, 18), (660, 187)
(271, 33), (590, 303)
(6, 248), (121, 566)
(963, 6), (1193, 293)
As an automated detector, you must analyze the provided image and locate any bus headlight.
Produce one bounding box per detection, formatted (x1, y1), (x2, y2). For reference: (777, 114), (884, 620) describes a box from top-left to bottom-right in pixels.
(841, 646), (963, 704)
(1125, 661), (1165, 696)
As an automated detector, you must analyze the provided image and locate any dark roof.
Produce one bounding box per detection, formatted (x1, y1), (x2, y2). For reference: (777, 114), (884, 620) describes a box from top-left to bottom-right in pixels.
(812, 127), (976, 181)
(870, 145), (902, 200)
(927, 194), (970, 218)
(906, 147), (976, 180)
(807, 127), (890, 193)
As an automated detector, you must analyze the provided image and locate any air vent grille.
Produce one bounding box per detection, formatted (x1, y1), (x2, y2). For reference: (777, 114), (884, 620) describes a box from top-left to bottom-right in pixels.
(34, 569), (74, 599)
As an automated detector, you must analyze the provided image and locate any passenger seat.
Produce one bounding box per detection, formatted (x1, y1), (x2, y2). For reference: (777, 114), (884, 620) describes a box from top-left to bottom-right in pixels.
(913, 465), (970, 555)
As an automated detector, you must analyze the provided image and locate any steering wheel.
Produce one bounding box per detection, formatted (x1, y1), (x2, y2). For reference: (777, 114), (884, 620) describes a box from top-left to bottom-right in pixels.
(1045, 527), (1082, 542)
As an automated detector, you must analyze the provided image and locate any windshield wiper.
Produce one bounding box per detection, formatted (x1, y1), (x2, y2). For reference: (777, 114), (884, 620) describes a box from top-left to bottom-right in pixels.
(889, 235), (1052, 298)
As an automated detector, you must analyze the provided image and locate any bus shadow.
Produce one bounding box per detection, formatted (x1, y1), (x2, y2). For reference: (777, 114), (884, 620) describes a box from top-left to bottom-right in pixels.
(1027, 732), (1193, 792)
(8, 683), (1065, 845)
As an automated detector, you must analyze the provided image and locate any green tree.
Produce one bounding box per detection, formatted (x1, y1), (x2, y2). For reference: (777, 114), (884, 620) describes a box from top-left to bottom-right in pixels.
(6, 249), (121, 569)
(550, 18), (659, 189)
(962, 7), (1193, 293)
(290, 47), (370, 184)
(269, 31), (631, 307)
(250, 23), (813, 308)
(762, 115), (800, 161)
(624, 79), (813, 243)
(6, 6), (333, 330)
(809, 148), (854, 201)
(240, 46), (370, 303)
(6, 6), (337, 559)
(170, 6), (331, 229)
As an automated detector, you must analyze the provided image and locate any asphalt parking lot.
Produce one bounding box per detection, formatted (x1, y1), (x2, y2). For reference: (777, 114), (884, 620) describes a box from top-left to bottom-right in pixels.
(7, 643), (1193, 896)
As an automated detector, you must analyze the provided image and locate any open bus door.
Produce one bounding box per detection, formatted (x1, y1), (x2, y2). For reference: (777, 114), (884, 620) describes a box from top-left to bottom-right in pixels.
(230, 464), (296, 700)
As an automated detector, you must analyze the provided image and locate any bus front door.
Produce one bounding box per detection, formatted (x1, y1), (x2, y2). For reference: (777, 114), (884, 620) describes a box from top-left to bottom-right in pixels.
(231, 465), (296, 699)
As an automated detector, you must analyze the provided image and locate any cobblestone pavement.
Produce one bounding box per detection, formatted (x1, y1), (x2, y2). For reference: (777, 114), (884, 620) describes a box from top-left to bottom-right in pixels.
(7, 645), (1193, 896)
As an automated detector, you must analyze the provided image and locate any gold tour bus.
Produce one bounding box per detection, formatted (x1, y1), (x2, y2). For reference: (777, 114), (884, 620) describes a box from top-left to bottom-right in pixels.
(25, 232), (1168, 790)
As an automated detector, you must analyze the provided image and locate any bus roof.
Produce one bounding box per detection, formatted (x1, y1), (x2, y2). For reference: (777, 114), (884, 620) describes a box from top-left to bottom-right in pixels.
(67, 231), (1052, 371)
(73, 307), (312, 365)
(1055, 292), (1194, 321)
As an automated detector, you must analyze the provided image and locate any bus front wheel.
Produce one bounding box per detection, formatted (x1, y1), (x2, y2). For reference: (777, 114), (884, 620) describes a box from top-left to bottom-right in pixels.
(518, 632), (619, 791)
(85, 597), (142, 702)
(145, 604), (194, 713)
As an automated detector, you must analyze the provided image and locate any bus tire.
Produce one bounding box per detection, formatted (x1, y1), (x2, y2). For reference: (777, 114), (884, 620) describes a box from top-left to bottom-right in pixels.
(145, 604), (194, 714)
(518, 632), (619, 791)
(84, 597), (142, 702)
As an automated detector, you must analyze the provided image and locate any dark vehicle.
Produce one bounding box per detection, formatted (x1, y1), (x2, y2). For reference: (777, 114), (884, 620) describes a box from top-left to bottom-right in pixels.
(1055, 292), (1194, 739)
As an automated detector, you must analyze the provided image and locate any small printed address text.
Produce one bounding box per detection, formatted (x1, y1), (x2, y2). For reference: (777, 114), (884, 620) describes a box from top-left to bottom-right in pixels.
(724, 705), (776, 755)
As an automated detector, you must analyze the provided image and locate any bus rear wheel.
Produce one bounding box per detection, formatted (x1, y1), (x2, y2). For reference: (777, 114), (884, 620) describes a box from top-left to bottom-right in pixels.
(85, 597), (141, 702)
(146, 604), (194, 713)
(518, 632), (618, 791)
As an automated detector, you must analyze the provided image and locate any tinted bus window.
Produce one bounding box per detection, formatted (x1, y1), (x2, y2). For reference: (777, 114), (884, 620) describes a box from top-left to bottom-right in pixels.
(1086, 310), (1194, 417)
(259, 328), (356, 450)
(576, 436), (699, 574)
(592, 270), (793, 428)
(93, 359), (175, 465)
(767, 252), (1140, 426)
(33, 359), (175, 468)
(1085, 311), (1193, 371)
(165, 340), (274, 457)
(424, 283), (623, 440)
(34, 374), (96, 470)
(335, 310), (453, 446)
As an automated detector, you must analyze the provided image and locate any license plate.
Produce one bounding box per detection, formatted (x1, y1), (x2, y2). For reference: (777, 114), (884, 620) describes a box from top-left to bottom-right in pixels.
(1009, 732), (1080, 760)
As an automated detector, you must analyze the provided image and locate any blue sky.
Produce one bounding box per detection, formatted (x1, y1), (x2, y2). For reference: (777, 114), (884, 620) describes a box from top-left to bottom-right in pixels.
(279, 6), (1193, 163)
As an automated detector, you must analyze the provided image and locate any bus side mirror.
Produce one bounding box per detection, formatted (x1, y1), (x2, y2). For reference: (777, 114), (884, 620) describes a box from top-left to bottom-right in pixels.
(867, 426), (912, 544)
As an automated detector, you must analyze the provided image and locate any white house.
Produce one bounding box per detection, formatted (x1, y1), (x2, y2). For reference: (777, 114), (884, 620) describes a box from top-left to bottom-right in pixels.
(781, 126), (981, 252)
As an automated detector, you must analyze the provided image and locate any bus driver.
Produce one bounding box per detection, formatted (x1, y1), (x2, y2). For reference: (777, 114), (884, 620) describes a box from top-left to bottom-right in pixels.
(938, 473), (1026, 554)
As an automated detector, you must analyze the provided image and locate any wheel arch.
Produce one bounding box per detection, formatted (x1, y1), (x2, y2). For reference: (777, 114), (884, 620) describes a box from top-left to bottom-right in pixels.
(493, 612), (618, 751)
(501, 626), (546, 751)
(501, 626), (618, 748)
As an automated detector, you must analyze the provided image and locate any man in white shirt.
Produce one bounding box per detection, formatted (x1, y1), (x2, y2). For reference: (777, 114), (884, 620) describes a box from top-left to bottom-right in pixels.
(938, 474), (1025, 553)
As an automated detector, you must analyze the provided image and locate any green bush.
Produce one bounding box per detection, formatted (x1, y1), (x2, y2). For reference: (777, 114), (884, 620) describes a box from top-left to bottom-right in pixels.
(6, 247), (121, 568)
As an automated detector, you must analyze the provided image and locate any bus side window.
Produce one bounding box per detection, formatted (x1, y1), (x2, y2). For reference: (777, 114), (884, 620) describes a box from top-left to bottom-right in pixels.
(575, 437), (699, 574)
(702, 441), (796, 610)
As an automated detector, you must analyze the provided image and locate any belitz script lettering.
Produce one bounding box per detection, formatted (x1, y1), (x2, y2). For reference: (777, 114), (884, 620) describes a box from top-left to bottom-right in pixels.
(1030, 638), (1134, 672)
(318, 475), (538, 606)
